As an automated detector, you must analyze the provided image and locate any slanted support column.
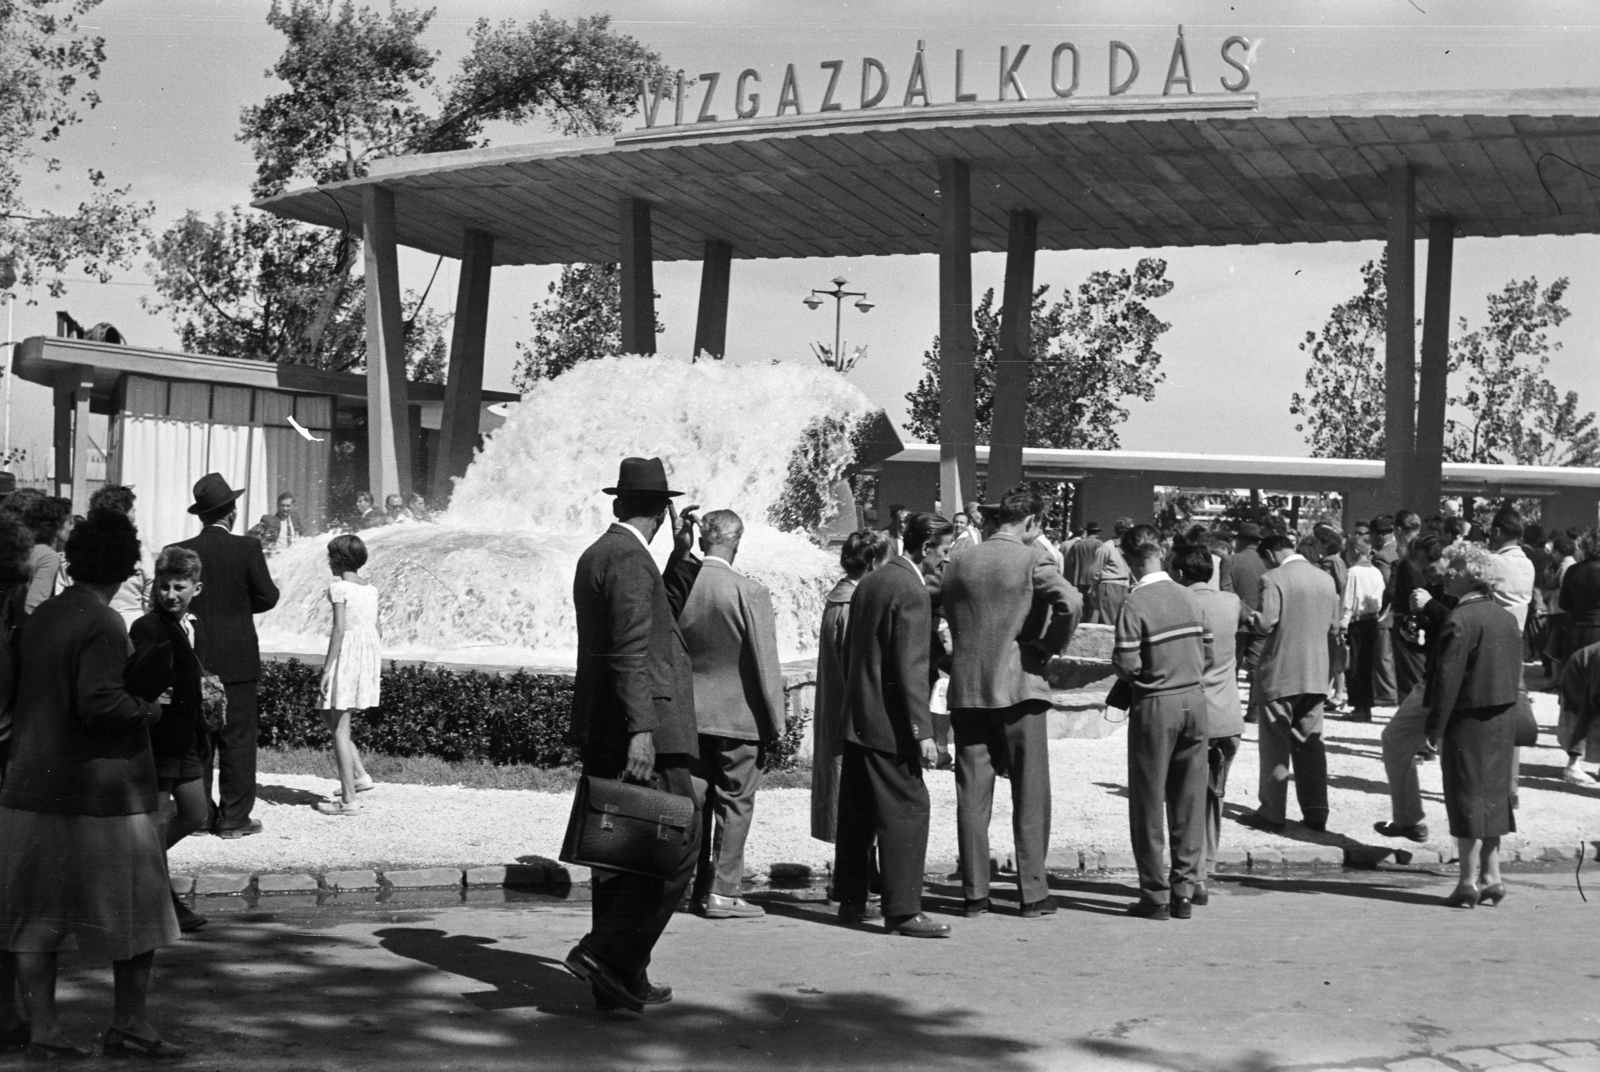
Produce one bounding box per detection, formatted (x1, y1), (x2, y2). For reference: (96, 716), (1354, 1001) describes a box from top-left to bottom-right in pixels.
(618, 197), (655, 354)
(938, 158), (976, 518)
(988, 208), (1038, 496)
(1383, 164), (1417, 510)
(1413, 216), (1454, 517)
(434, 227), (494, 504)
(54, 365), (95, 513)
(364, 184), (412, 502)
(693, 239), (733, 359)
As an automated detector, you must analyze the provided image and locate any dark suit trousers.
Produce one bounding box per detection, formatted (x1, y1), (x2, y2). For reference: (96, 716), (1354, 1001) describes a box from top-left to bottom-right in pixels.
(1373, 625), (1400, 705)
(833, 741), (930, 920)
(952, 705), (1051, 904)
(202, 680), (259, 830)
(1392, 632), (1427, 700)
(1346, 619), (1379, 709)
(1127, 688), (1208, 905)
(1256, 694), (1329, 824)
(693, 735), (763, 900)
(582, 759), (701, 985)
(1204, 735), (1241, 879)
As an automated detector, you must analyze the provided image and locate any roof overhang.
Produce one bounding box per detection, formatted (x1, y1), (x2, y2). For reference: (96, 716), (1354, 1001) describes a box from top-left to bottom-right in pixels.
(256, 88), (1600, 265)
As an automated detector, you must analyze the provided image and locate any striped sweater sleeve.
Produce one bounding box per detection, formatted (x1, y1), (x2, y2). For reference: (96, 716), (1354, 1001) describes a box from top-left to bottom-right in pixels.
(1113, 592), (1143, 681)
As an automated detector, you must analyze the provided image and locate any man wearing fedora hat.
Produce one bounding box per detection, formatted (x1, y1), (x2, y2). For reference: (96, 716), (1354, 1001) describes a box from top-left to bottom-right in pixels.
(565, 456), (703, 1013)
(178, 473), (279, 838)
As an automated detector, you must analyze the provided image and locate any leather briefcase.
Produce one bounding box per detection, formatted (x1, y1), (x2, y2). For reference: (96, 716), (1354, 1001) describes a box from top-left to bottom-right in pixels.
(560, 775), (694, 882)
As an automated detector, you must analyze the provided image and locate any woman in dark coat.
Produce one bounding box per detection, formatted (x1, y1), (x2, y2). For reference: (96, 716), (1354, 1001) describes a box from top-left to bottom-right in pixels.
(1547, 530), (1600, 665)
(1425, 543), (1524, 909)
(0, 509), (183, 1059)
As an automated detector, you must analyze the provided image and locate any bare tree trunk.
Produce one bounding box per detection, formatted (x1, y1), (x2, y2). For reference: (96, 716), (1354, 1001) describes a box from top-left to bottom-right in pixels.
(302, 232), (359, 366)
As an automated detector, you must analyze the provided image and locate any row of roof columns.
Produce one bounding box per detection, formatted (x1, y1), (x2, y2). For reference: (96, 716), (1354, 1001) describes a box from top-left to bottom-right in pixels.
(362, 161), (1448, 515)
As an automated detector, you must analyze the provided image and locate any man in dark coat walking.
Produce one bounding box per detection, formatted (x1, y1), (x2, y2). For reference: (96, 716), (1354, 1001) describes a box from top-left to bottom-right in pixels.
(178, 474), (278, 838)
(564, 457), (702, 1013)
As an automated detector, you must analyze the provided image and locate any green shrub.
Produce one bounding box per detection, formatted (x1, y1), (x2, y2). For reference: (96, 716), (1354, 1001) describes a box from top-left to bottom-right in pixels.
(257, 659), (809, 773)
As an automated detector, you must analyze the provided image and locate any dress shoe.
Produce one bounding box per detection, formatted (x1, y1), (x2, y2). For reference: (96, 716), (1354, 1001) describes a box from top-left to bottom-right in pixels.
(1302, 818), (1327, 833)
(594, 979), (673, 1009)
(1477, 882), (1508, 906)
(1190, 883), (1209, 906)
(1126, 900), (1170, 920)
(963, 897), (990, 918)
(837, 900), (882, 924)
(1345, 709), (1373, 723)
(700, 893), (764, 919)
(563, 945), (644, 1013)
(1442, 885), (1479, 909)
(885, 912), (951, 938)
(1236, 811), (1286, 835)
(171, 893), (207, 933)
(101, 1027), (186, 1060)
(936, 750), (954, 771)
(22, 1038), (91, 1062)
(1170, 896), (1193, 920)
(1020, 896), (1057, 918)
(217, 819), (264, 840)
(1373, 820), (1430, 842)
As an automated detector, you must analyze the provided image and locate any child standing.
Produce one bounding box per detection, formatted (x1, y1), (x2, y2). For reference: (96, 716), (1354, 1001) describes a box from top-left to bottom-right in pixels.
(316, 534), (380, 815)
(129, 545), (212, 932)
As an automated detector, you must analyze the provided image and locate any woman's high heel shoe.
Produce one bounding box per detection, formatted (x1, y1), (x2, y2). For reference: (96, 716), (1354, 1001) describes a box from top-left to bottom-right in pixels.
(1478, 882), (1508, 906)
(1442, 885), (1479, 908)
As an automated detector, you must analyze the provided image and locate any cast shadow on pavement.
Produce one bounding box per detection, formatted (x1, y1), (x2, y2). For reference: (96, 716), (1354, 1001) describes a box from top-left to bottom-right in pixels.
(1076, 1038), (1280, 1072)
(122, 922), (1042, 1070)
(256, 783), (327, 807)
(1223, 875), (1442, 906)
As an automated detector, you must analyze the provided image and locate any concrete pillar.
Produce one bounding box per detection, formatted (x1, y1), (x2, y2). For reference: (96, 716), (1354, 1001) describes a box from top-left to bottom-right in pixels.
(434, 228), (494, 504)
(52, 379), (73, 499)
(1414, 216), (1454, 518)
(1383, 165), (1416, 510)
(55, 366), (95, 512)
(938, 158), (977, 518)
(1076, 474), (1154, 530)
(618, 197), (655, 354)
(363, 185), (412, 501)
(693, 239), (733, 359)
(988, 208), (1038, 497)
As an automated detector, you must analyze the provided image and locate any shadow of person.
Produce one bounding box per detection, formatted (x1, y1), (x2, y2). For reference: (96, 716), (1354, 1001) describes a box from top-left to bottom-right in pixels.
(373, 928), (592, 1015)
(1224, 875), (1443, 907)
(256, 783), (328, 807)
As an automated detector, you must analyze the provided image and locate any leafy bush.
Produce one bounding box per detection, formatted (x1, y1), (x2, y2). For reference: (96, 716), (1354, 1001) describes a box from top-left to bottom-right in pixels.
(257, 659), (809, 773)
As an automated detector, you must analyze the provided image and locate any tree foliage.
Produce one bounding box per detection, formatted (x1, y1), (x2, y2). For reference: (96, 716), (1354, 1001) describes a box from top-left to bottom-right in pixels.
(0, 0), (152, 299)
(512, 263), (662, 389)
(904, 259), (1173, 449)
(1291, 256), (1388, 460)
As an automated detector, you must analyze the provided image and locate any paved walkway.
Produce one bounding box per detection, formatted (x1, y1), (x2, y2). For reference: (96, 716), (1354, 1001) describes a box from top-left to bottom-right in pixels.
(14, 869), (1596, 1070)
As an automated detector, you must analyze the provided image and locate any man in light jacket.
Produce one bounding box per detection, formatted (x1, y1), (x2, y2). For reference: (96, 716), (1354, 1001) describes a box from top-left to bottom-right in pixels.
(942, 485), (1081, 918)
(679, 510), (788, 920)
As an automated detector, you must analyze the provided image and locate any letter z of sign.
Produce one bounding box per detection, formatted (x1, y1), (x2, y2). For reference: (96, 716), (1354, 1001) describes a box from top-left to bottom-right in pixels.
(697, 72), (721, 122)
(819, 59), (844, 112)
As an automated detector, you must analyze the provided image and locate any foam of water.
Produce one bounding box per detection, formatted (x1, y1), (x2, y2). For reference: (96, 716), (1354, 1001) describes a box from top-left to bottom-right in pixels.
(255, 355), (881, 667)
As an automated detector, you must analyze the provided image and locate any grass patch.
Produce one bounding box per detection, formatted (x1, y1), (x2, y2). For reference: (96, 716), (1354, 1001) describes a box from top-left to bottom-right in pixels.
(258, 746), (816, 793)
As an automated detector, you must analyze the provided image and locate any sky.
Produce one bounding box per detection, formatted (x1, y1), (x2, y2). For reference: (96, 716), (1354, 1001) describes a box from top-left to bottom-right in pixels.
(7, 0), (1600, 478)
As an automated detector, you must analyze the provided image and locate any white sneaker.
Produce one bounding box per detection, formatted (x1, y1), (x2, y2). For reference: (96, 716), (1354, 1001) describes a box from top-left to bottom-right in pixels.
(1561, 767), (1597, 786)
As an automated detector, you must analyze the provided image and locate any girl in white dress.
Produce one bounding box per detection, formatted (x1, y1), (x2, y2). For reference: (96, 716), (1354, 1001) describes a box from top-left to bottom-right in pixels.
(315, 534), (380, 815)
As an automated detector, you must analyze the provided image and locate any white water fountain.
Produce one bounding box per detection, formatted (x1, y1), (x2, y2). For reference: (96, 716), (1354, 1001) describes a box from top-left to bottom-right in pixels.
(255, 355), (892, 669)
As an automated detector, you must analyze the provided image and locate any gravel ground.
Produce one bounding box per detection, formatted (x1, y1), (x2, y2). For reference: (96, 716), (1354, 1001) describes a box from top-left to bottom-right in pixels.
(169, 688), (1600, 877)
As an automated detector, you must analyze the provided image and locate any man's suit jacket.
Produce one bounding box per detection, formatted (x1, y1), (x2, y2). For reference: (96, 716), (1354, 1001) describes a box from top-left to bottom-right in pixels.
(1064, 536), (1103, 588)
(1229, 547), (1268, 614)
(1250, 556), (1341, 701)
(571, 524), (697, 771)
(249, 511), (306, 549)
(129, 609), (208, 763)
(178, 525), (279, 685)
(843, 555), (934, 759)
(942, 532), (1081, 711)
(678, 558), (787, 743)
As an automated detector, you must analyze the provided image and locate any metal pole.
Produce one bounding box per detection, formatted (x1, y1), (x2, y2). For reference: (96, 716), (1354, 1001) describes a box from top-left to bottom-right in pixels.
(833, 290), (843, 369)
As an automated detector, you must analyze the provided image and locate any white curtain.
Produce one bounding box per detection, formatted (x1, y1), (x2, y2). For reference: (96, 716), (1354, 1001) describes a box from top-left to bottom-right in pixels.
(119, 417), (270, 557)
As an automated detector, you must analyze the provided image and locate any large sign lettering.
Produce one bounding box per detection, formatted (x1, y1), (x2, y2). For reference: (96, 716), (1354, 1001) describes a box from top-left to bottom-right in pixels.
(638, 28), (1255, 130)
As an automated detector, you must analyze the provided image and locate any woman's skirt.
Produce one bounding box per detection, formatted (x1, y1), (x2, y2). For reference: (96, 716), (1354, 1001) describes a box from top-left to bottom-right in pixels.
(0, 807), (179, 960)
(1547, 617), (1600, 663)
(1441, 704), (1517, 840)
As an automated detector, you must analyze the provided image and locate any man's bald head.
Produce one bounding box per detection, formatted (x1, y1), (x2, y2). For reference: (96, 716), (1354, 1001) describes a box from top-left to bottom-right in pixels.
(700, 509), (745, 563)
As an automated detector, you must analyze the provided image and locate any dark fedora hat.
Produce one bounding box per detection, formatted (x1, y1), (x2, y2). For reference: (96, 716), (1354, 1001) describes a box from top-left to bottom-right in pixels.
(188, 472), (246, 515)
(602, 456), (683, 498)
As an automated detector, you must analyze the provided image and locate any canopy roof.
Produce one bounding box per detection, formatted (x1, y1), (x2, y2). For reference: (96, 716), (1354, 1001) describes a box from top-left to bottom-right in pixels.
(255, 88), (1600, 265)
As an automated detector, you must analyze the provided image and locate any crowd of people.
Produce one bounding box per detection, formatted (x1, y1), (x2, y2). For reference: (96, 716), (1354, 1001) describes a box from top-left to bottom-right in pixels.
(571, 458), (1600, 1014)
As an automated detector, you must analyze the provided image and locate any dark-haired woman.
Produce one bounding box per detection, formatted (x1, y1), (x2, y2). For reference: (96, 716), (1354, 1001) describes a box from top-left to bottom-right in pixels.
(0, 509), (184, 1059)
(11, 493), (68, 615)
(812, 529), (890, 844)
(316, 534), (379, 815)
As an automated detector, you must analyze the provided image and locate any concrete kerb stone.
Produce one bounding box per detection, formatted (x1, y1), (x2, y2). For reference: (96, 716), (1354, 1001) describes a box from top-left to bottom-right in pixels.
(170, 875), (196, 896)
(194, 873), (253, 897)
(322, 870), (382, 891)
(255, 873), (319, 894)
(382, 868), (467, 890)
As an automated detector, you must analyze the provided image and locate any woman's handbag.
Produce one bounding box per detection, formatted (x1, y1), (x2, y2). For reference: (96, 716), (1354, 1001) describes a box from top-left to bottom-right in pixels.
(560, 775), (695, 882)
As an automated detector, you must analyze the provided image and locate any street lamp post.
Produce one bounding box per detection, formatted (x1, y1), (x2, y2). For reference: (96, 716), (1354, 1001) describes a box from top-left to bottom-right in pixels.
(803, 276), (873, 373)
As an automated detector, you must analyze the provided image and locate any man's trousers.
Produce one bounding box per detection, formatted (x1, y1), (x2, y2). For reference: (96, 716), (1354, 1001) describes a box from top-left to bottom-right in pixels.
(1380, 684), (1429, 827)
(952, 704), (1051, 905)
(1256, 693), (1329, 825)
(1127, 688), (1208, 905)
(1392, 632), (1428, 701)
(693, 734), (763, 901)
(1373, 624), (1400, 706)
(203, 680), (260, 832)
(1203, 734), (1241, 880)
(833, 741), (930, 920)
(581, 759), (701, 986)
(1093, 582), (1129, 629)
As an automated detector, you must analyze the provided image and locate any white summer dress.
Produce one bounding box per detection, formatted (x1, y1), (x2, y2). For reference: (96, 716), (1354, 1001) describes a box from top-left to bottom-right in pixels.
(319, 580), (382, 711)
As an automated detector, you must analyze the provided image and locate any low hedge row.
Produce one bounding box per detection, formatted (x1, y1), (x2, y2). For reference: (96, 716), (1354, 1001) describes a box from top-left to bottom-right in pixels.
(256, 659), (808, 772)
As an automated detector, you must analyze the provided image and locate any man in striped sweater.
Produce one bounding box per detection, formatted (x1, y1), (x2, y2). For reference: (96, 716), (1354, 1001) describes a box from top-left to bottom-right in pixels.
(1112, 524), (1212, 921)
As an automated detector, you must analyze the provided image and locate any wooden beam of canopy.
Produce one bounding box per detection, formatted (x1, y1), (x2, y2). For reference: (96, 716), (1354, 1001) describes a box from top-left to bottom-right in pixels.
(257, 90), (1600, 265)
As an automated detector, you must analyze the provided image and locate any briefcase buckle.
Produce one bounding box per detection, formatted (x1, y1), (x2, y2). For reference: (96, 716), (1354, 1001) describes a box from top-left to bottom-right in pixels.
(657, 816), (673, 842)
(601, 803), (618, 832)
